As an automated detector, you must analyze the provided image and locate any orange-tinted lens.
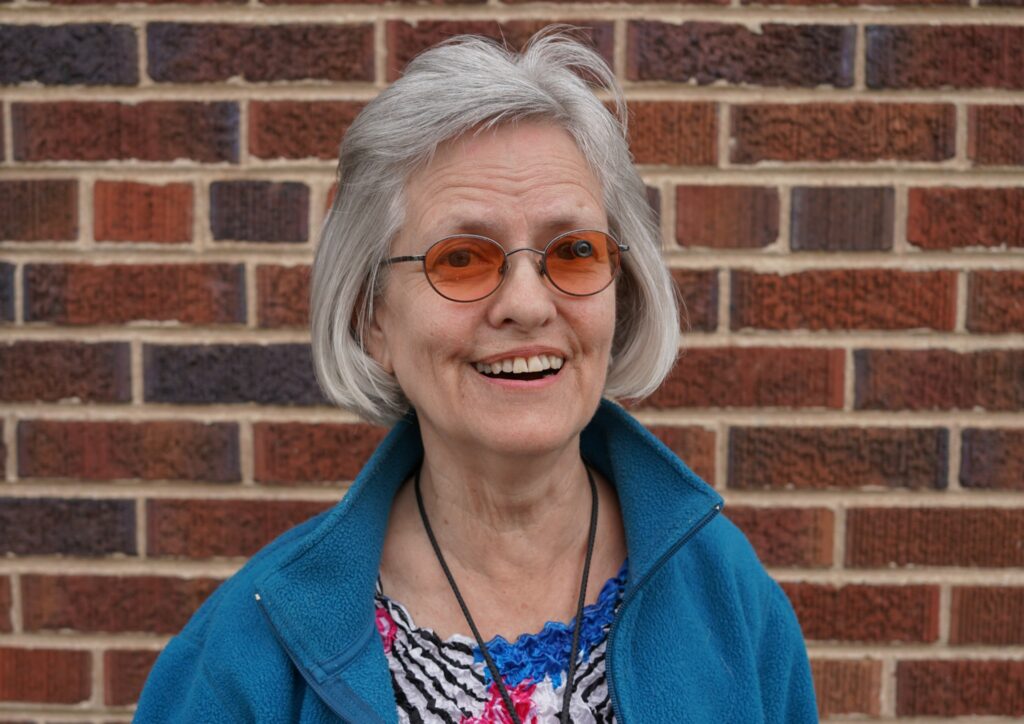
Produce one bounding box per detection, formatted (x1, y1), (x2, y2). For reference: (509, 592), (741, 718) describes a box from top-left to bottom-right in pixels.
(423, 236), (506, 302)
(544, 231), (618, 296)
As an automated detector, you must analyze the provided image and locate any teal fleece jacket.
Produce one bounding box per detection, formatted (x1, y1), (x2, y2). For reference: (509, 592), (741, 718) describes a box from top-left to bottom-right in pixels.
(135, 400), (818, 723)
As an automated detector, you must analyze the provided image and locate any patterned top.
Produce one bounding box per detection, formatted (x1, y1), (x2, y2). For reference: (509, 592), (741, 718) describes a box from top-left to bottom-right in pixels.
(374, 561), (628, 724)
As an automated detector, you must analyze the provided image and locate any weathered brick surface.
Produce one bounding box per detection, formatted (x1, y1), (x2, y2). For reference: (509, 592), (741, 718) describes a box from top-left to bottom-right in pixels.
(750, 0), (961, 4)
(731, 269), (955, 330)
(0, 498), (135, 556)
(0, 24), (137, 86)
(93, 181), (193, 243)
(0, 263), (12, 322)
(811, 659), (882, 718)
(951, 587), (1024, 645)
(0, 578), (10, 633)
(253, 422), (387, 484)
(24, 264), (245, 325)
(729, 427), (947, 490)
(671, 269), (717, 332)
(0, 648), (91, 703)
(18, 420), (240, 482)
(144, 344), (324, 405)
(104, 650), (158, 707)
(209, 181), (309, 243)
(731, 103), (955, 163)
(645, 426), (715, 485)
(644, 347), (844, 409)
(961, 429), (1024, 490)
(855, 349), (1024, 411)
(148, 23), (374, 83)
(789, 187), (894, 251)
(897, 660), (1024, 716)
(250, 102), (365, 160)
(908, 187), (1024, 249)
(12, 102), (239, 162)
(846, 508), (1024, 567)
(628, 21), (854, 87)
(0, 180), (77, 241)
(968, 271), (1024, 333)
(867, 26), (1024, 90)
(969, 105), (1024, 166)
(148, 499), (331, 557)
(22, 575), (219, 634)
(675, 186), (778, 249)
(627, 102), (717, 166)
(257, 265), (310, 328)
(726, 507), (833, 567)
(0, 342), (130, 403)
(783, 583), (939, 642)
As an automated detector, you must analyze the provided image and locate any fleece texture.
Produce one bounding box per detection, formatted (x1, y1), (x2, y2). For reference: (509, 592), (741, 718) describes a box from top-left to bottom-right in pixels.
(134, 399), (818, 723)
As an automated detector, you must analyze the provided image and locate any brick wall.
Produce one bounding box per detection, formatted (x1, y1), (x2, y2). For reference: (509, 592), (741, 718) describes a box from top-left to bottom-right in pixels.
(1, 0), (1022, 720)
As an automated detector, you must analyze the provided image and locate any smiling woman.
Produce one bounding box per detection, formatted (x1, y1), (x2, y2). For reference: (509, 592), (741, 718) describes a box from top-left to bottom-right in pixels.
(135, 28), (817, 724)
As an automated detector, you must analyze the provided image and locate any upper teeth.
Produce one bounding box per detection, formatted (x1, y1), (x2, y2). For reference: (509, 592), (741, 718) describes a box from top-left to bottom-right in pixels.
(474, 355), (564, 375)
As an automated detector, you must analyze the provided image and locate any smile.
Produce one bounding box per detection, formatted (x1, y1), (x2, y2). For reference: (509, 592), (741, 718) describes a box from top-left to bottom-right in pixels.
(473, 354), (564, 381)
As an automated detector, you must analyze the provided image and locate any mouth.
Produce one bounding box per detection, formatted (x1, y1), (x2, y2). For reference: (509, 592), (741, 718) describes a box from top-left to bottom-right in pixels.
(473, 354), (564, 382)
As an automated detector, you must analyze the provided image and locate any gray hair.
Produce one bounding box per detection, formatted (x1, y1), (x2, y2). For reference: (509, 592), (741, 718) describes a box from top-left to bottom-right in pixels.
(311, 28), (680, 426)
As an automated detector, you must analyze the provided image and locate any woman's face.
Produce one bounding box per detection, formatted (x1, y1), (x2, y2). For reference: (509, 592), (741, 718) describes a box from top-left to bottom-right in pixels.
(367, 121), (617, 457)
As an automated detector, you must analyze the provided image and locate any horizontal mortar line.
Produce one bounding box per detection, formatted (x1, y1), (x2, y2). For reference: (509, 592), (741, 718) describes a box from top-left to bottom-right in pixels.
(0, 166), (339, 182)
(0, 247), (320, 263)
(632, 408), (1024, 426)
(771, 569), (1024, 585)
(0, 708), (134, 723)
(0, 482), (351, 500)
(0, 557), (247, 578)
(804, 644), (1024, 659)
(678, 333), (1024, 349)
(0, 631), (172, 649)
(621, 86), (1024, 104)
(642, 164), (1024, 179)
(0, 405), (365, 423)
(0, 327), (312, 342)
(722, 490), (1024, 506)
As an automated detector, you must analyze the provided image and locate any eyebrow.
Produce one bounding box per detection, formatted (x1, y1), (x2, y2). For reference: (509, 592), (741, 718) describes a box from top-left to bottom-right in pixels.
(436, 216), (600, 242)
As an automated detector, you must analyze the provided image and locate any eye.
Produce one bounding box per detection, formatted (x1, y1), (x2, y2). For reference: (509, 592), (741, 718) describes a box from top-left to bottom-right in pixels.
(444, 249), (472, 267)
(553, 237), (594, 260)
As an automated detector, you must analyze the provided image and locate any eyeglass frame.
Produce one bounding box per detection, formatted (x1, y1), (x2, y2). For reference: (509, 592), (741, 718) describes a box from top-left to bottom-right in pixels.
(384, 228), (630, 303)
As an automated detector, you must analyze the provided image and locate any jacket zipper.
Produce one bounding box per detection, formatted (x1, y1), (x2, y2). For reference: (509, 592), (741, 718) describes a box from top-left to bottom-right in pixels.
(605, 502), (722, 724)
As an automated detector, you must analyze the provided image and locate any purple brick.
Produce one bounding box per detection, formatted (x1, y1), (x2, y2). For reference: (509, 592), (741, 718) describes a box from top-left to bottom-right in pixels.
(0, 263), (12, 322)
(0, 24), (137, 86)
(0, 498), (136, 556)
(210, 181), (308, 243)
(791, 187), (894, 251)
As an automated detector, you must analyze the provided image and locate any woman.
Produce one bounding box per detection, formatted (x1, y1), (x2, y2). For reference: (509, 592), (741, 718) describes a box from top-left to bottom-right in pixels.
(136, 30), (816, 723)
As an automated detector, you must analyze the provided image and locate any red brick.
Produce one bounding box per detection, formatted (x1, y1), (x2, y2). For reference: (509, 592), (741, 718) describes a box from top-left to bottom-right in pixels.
(250, 101), (365, 160)
(969, 105), (1024, 166)
(94, 181), (192, 243)
(0, 498), (135, 556)
(25, 263), (245, 325)
(726, 507), (833, 567)
(951, 587), (1024, 645)
(782, 583), (939, 642)
(810, 659), (882, 718)
(897, 660), (1024, 716)
(18, 419), (240, 482)
(846, 508), (1024, 567)
(855, 349), (1024, 411)
(0, 180), (77, 241)
(0, 648), (90, 703)
(0, 341), (130, 403)
(644, 347), (844, 409)
(257, 265), (310, 328)
(675, 186), (778, 249)
(967, 271), (1024, 333)
(790, 187), (894, 251)
(908, 187), (1024, 249)
(749, 0), (962, 4)
(253, 422), (387, 484)
(22, 575), (220, 634)
(671, 269), (717, 332)
(961, 429), (1024, 490)
(731, 103), (955, 163)
(267, 0), (482, 3)
(0, 578), (9, 633)
(386, 21), (613, 81)
(732, 269), (955, 330)
(628, 21), (853, 87)
(104, 650), (159, 706)
(44, 0), (244, 3)
(147, 499), (330, 558)
(867, 26), (1024, 90)
(729, 427), (947, 490)
(646, 426), (715, 484)
(12, 101), (238, 162)
(627, 102), (717, 166)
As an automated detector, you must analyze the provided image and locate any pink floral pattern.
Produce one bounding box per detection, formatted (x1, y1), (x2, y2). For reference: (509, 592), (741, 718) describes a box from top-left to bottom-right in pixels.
(462, 681), (538, 724)
(375, 606), (398, 653)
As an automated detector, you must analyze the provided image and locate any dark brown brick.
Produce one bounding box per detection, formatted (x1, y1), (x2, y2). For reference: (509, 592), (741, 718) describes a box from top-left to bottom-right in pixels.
(0, 24), (137, 86)
(783, 583), (938, 642)
(908, 187), (1024, 249)
(951, 587), (1024, 645)
(969, 106), (1024, 166)
(104, 650), (158, 706)
(960, 429), (1024, 490)
(867, 26), (1024, 90)
(43, 0), (245, 3)
(628, 21), (854, 87)
(732, 103), (955, 163)
(646, 426), (715, 485)
(0, 648), (90, 703)
(897, 660), (1024, 716)
(24, 264), (245, 325)
(750, 0), (962, 4)
(968, 271), (1024, 333)
(732, 269), (955, 330)
(210, 181), (308, 243)
(671, 269), (717, 332)
(811, 659), (882, 718)
(148, 23), (373, 83)
(0, 578), (9, 633)
(855, 349), (1024, 411)
(790, 187), (894, 251)
(645, 186), (660, 222)
(0, 342), (130, 403)
(0, 498), (135, 556)
(250, 101), (365, 160)
(148, 499), (330, 557)
(0, 264), (11, 322)
(254, 422), (387, 484)
(93, 181), (192, 243)
(726, 507), (833, 567)
(627, 102), (717, 166)
(643, 347), (845, 409)
(18, 420), (240, 482)
(12, 101), (238, 163)
(0, 180), (77, 242)
(257, 265), (310, 328)
(675, 186), (778, 249)
(846, 508), (1024, 567)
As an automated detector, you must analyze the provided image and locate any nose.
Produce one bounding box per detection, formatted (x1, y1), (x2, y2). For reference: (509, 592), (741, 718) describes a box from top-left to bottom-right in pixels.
(485, 248), (557, 329)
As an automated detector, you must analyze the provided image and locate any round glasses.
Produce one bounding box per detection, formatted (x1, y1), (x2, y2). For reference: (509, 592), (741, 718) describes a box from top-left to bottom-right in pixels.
(385, 229), (628, 303)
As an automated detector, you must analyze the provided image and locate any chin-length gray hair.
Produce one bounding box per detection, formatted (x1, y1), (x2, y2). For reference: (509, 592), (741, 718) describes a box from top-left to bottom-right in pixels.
(311, 28), (680, 427)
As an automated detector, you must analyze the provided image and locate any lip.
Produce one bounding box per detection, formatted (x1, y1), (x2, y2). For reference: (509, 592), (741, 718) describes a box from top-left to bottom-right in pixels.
(473, 346), (568, 365)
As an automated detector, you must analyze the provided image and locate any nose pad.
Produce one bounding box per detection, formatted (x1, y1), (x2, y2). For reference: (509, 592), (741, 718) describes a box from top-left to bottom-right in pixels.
(499, 248), (549, 291)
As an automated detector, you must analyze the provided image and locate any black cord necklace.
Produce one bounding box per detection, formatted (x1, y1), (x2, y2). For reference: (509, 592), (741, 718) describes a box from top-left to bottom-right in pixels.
(414, 463), (599, 724)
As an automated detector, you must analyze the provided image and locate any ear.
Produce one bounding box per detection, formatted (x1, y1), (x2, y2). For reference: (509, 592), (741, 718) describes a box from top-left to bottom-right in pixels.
(362, 300), (394, 375)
